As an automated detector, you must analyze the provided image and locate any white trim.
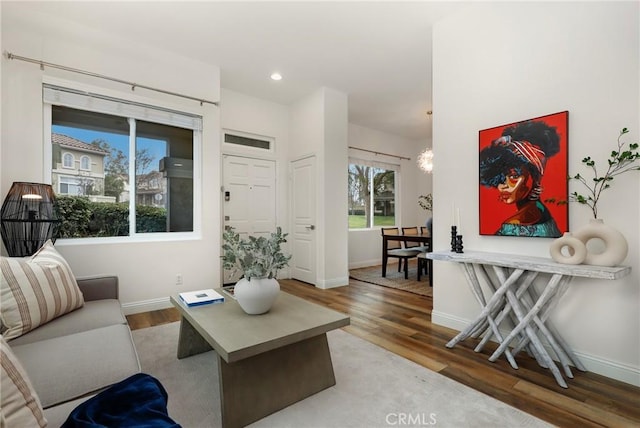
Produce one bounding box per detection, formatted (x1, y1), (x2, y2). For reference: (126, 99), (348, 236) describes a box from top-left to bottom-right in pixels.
(55, 232), (201, 247)
(316, 276), (349, 289)
(43, 105), (53, 184)
(221, 128), (276, 160)
(121, 297), (172, 315)
(431, 310), (640, 387)
(43, 76), (204, 117)
(348, 156), (400, 171)
(290, 152), (317, 164)
(43, 81), (203, 131)
(348, 259), (391, 270)
(128, 118), (137, 234)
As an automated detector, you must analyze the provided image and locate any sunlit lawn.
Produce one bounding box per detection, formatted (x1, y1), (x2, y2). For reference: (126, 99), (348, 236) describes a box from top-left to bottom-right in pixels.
(348, 215), (395, 229)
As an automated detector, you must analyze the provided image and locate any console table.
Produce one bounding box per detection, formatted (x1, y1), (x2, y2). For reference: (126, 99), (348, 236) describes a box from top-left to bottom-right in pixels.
(427, 250), (631, 388)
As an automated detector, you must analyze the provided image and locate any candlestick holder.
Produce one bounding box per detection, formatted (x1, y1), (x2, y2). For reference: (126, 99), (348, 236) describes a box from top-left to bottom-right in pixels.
(455, 235), (464, 253)
(450, 226), (457, 252)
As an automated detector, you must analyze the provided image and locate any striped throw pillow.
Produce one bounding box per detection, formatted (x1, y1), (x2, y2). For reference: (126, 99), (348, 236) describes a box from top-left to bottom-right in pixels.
(1, 335), (47, 427)
(0, 240), (84, 340)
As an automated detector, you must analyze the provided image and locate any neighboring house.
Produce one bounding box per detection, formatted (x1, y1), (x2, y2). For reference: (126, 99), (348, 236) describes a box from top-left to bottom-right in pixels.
(136, 170), (166, 208)
(51, 133), (116, 203)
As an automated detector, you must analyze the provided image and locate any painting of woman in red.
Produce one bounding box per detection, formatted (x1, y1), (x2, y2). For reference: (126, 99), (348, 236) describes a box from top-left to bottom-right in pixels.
(479, 112), (568, 237)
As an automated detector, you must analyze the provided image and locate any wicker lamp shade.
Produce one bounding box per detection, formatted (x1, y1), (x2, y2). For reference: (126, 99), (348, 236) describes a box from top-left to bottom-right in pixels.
(0, 182), (60, 257)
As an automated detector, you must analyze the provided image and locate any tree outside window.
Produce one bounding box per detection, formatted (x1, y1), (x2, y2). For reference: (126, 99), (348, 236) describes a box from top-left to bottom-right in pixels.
(348, 161), (396, 229)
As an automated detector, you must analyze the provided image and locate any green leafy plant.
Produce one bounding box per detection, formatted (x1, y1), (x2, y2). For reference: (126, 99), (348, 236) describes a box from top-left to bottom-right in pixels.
(418, 194), (433, 212)
(549, 128), (639, 219)
(222, 227), (291, 280)
(56, 196), (166, 237)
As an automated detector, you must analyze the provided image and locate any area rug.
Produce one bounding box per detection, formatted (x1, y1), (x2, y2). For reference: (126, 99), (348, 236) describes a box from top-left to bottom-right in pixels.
(132, 322), (550, 428)
(349, 262), (432, 297)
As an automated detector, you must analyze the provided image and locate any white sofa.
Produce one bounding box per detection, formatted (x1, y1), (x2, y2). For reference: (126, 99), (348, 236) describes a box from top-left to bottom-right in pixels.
(1, 240), (141, 427)
(6, 275), (141, 427)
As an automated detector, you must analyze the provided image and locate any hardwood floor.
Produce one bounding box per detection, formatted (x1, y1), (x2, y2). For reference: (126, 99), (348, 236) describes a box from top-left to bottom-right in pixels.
(126, 278), (640, 427)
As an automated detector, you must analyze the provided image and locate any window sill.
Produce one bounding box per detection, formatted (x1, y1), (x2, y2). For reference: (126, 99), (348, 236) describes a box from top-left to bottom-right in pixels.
(54, 232), (202, 246)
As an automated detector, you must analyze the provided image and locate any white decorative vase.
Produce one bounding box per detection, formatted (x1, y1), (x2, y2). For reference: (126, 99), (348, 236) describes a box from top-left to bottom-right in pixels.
(234, 277), (280, 315)
(572, 219), (628, 267)
(549, 232), (587, 265)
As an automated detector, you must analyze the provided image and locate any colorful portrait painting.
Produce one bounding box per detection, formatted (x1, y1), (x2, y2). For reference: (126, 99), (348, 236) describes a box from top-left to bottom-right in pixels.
(479, 111), (568, 237)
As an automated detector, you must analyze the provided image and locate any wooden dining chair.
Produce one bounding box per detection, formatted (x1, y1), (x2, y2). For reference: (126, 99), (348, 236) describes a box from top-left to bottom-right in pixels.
(381, 227), (421, 279)
(402, 226), (430, 252)
(416, 227), (433, 284)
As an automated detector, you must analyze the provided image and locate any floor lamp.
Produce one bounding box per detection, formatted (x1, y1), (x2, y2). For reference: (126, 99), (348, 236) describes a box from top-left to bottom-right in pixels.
(0, 182), (60, 257)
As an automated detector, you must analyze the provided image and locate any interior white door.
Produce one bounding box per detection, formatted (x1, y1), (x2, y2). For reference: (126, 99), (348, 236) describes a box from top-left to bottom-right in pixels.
(290, 156), (317, 285)
(223, 155), (276, 283)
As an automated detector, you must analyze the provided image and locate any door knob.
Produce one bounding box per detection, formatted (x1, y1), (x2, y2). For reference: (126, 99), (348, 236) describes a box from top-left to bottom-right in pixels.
(306, 225), (316, 230)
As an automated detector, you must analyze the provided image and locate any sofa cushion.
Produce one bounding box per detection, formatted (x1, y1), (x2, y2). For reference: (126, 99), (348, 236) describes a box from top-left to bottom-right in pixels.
(0, 240), (84, 340)
(11, 324), (141, 408)
(8, 299), (127, 346)
(0, 336), (47, 428)
(44, 395), (94, 428)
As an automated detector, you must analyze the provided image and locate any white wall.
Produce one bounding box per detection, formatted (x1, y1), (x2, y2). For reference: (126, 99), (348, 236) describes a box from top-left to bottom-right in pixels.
(290, 88), (349, 288)
(348, 124), (431, 268)
(321, 88), (349, 288)
(1, 4), (222, 313)
(432, 2), (639, 385)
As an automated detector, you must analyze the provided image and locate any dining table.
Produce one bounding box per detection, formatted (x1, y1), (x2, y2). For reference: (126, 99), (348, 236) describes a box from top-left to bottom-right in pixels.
(381, 232), (432, 281)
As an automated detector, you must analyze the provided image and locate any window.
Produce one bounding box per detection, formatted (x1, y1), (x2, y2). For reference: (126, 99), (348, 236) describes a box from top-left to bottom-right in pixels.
(348, 158), (398, 229)
(62, 153), (74, 168)
(59, 176), (83, 195)
(44, 84), (201, 240)
(224, 132), (271, 150)
(80, 155), (91, 171)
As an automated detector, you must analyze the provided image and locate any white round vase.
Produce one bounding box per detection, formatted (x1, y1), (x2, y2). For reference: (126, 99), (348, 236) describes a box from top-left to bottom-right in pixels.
(549, 232), (587, 265)
(234, 277), (280, 315)
(571, 219), (628, 267)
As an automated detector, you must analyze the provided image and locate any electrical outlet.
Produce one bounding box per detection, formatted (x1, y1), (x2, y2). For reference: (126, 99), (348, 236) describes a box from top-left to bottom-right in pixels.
(176, 274), (183, 286)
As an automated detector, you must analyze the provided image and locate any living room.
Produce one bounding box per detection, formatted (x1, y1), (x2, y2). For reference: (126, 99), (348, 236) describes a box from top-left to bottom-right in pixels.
(1, 0), (639, 425)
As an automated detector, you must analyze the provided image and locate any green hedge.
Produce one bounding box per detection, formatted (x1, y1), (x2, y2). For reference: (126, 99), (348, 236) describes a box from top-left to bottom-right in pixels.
(56, 196), (167, 238)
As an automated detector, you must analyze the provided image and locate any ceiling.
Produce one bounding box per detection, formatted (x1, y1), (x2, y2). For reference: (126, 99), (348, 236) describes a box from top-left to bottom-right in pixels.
(6, 1), (470, 141)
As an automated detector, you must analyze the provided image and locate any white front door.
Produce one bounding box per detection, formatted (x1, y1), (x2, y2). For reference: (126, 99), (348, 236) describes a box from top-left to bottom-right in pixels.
(223, 155), (276, 283)
(290, 156), (317, 285)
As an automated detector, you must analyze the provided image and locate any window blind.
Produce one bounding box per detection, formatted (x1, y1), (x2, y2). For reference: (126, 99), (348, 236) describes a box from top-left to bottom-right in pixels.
(43, 84), (202, 131)
(348, 157), (400, 172)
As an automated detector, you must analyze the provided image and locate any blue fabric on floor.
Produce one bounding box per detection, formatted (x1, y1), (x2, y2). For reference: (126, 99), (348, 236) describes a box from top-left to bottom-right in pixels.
(62, 373), (181, 428)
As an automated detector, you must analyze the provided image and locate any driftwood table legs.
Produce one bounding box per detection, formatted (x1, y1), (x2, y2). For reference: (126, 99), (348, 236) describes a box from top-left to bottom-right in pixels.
(428, 250), (631, 389)
(446, 262), (585, 388)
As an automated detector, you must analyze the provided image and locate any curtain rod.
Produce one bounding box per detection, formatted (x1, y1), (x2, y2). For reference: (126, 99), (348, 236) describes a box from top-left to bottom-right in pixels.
(348, 146), (410, 161)
(5, 51), (219, 107)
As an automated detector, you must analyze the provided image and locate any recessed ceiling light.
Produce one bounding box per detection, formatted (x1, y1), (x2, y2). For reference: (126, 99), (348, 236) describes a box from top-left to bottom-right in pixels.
(270, 72), (282, 81)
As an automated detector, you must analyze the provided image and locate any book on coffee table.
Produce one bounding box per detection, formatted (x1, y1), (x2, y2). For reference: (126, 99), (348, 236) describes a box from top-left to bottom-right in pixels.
(179, 289), (225, 306)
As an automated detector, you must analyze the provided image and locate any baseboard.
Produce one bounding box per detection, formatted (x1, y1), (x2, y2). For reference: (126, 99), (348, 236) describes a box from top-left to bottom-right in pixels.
(121, 297), (173, 315)
(432, 310), (640, 387)
(349, 259), (385, 269)
(316, 276), (350, 289)
(349, 261), (411, 271)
